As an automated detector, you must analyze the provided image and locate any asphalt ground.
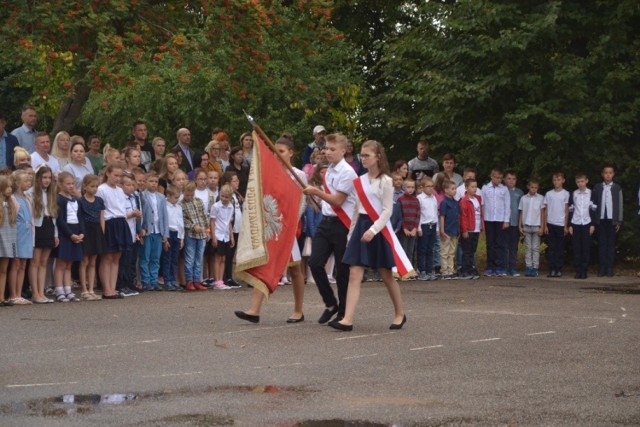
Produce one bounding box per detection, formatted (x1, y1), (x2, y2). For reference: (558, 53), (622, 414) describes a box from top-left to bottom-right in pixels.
(0, 274), (639, 426)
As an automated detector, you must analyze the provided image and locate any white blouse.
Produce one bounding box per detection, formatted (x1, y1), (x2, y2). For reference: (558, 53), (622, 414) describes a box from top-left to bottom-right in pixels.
(96, 183), (127, 220)
(354, 174), (393, 235)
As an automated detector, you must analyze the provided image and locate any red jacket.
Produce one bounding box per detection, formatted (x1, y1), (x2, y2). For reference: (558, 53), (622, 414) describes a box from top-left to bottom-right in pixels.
(459, 194), (484, 233)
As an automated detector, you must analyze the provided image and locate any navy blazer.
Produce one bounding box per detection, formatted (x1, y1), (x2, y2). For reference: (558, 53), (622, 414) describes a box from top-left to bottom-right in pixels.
(56, 195), (85, 237)
(2, 132), (19, 169)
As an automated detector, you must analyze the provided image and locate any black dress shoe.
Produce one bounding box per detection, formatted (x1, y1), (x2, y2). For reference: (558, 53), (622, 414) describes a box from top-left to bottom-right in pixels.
(234, 311), (259, 323)
(328, 320), (353, 331)
(390, 315), (407, 330)
(318, 306), (338, 324)
(286, 315), (304, 323)
(102, 294), (123, 299)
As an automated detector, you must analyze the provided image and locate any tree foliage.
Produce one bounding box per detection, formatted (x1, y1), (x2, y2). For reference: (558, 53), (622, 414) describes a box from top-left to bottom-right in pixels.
(371, 0), (640, 255)
(0, 0), (362, 150)
(374, 1), (640, 173)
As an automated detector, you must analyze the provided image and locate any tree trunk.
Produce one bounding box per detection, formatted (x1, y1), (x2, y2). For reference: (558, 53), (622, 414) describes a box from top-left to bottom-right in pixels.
(51, 82), (92, 135)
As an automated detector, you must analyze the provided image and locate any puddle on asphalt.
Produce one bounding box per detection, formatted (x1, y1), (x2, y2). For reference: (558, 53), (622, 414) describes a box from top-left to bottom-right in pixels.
(0, 385), (312, 417)
(295, 421), (397, 427)
(581, 286), (640, 295)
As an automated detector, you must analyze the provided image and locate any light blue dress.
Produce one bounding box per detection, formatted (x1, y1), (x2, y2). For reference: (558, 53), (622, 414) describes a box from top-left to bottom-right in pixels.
(14, 195), (33, 259)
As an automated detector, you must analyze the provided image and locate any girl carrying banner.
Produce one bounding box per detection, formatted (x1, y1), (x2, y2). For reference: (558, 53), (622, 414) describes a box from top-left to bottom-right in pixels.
(329, 140), (409, 332)
(234, 136), (307, 323)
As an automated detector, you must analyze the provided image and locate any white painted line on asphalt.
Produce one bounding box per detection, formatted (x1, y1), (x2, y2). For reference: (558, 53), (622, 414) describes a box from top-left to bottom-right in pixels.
(410, 345), (444, 351)
(620, 307), (626, 311)
(575, 316), (616, 324)
(450, 309), (542, 317)
(343, 353), (378, 360)
(6, 381), (79, 388)
(622, 314), (628, 318)
(470, 338), (502, 343)
(141, 371), (202, 378)
(588, 325), (598, 328)
(527, 331), (556, 336)
(226, 325), (292, 334)
(251, 363), (303, 369)
(334, 332), (396, 341)
(138, 339), (162, 344)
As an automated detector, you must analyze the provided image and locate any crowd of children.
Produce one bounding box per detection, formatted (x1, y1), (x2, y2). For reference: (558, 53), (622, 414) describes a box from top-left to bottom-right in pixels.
(0, 129), (252, 306)
(390, 151), (624, 281)
(0, 124), (627, 308)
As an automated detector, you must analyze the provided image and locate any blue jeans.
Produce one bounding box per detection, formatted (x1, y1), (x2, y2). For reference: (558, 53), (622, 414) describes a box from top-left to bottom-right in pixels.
(417, 223), (437, 274)
(161, 231), (180, 285)
(184, 237), (206, 282)
(140, 233), (162, 286)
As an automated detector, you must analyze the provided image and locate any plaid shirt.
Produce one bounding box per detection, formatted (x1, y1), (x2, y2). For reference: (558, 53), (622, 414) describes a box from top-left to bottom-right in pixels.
(181, 198), (208, 239)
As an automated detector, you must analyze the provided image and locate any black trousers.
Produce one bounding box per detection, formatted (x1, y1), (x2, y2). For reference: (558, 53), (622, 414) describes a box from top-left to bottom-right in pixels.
(224, 232), (239, 282)
(597, 219), (616, 274)
(460, 232), (479, 275)
(506, 225), (520, 271)
(308, 217), (349, 316)
(572, 224), (591, 275)
(546, 224), (566, 271)
(116, 243), (137, 290)
(485, 221), (507, 271)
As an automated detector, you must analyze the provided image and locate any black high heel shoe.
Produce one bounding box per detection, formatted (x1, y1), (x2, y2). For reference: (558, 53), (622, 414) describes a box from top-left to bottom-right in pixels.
(328, 319), (353, 331)
(389, 315), (407, 330)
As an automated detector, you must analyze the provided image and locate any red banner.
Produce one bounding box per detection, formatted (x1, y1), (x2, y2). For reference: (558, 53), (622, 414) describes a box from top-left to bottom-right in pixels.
(235, 132), (302, 296)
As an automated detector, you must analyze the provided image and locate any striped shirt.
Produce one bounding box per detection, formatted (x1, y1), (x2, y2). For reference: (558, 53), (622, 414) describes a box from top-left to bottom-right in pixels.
(397, 193), (421, 231)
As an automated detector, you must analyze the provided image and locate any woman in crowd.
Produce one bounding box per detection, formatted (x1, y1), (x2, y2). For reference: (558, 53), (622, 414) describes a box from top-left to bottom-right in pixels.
(239, 132), (253, 167)
(63, 140), (94, 195)
(51, 131), (71, 169)
(86, 135), (103, 174)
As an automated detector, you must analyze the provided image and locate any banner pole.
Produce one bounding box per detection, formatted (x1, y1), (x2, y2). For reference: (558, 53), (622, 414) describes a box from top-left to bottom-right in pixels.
(244, 111), (321, 209)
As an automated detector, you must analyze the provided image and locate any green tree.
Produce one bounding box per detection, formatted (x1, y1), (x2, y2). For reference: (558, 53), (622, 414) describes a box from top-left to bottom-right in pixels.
(1, 0), (362, 150)
(331, 0), (420, 153)
(372, 0), (640, 255)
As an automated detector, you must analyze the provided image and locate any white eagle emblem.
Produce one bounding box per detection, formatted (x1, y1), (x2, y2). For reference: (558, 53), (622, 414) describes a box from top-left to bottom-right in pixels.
(263, 195), (283, 241)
